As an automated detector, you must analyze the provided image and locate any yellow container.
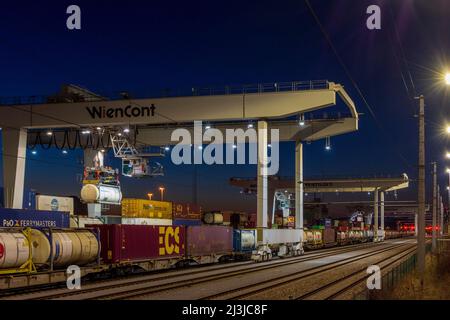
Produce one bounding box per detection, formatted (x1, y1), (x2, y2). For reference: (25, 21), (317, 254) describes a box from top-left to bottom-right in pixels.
(122, 199), (172, 219)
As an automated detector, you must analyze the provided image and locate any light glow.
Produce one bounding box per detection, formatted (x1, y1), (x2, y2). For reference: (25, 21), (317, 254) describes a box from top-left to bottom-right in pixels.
(445, 72), (450, 85)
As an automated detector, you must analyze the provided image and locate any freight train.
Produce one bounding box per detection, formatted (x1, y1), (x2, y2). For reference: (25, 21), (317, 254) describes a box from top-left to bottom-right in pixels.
(0, 224), (256, 275)
(302, 227), (414, 250)
(0, 223), (415, 277)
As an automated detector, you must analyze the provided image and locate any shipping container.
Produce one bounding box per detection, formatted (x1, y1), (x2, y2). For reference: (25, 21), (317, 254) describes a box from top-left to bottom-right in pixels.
(121, 218), (172, 225)
(70, 216), (103, 228)
(172, 203), (201, 220)
(233, 229), (257, 252)
(99, 216), (122, 225)
(185, 225), (233, 257)
(0, 188), (36, 210)
(0, 208), (70, 228)
(91, 224), (185, 264)
(322, 228), (336, 246)
(172, 219), (202, 227)
(221, 212), (232, 223)
(101, 203), (122, 216)
(72, 196), (88, 215)
(122, 199), (172, 219)
(36, 195), (74, 215)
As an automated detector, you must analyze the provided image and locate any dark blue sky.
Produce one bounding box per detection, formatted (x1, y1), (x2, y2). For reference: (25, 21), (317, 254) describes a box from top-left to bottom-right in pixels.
(1, 0), (450, 212)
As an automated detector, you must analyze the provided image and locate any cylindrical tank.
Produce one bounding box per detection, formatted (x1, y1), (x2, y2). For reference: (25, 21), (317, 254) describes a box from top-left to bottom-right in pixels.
(81, 184), (122, 204)
(203, 212), (224, 225)
(30, 229), (51, 265)
(313, 230), (322, 243)
(29, 229), (99, 267)
(305, 231), (314, 243)
(239, 230), (256, 251)
(0, 231), (30, 269)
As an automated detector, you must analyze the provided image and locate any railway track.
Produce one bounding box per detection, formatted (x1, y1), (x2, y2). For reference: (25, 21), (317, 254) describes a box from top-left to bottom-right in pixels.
(1, 240), (403, 300)
(201, 240), (416, 300)
(297, 245), (417, 300)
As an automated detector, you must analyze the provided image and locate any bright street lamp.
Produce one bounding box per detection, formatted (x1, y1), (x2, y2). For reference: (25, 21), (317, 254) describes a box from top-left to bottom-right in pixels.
(147, 193), (153, 200)
(159, 187), (165, 201)
(445, 72), (450, 85)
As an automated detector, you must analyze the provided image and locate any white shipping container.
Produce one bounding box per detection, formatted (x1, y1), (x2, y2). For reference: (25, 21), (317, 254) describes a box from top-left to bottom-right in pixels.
(259, 229), (302, 245)
(121, 218), (173, 226)
(36, 195), (74, 215)
(70, 216), (103, 228)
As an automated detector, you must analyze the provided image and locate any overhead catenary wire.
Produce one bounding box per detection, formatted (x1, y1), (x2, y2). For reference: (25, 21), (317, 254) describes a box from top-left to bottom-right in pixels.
(303, 0), (415, 171)
(387, 1), (417, 98)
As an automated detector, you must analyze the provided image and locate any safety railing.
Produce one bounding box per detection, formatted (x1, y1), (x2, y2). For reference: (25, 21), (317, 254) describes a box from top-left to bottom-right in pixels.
(0, 80), (330, 106)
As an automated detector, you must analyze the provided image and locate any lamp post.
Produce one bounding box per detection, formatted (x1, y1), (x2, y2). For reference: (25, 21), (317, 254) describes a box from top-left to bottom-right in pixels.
(416, 71), (450, 284)
(147, 193), (153, 201)
(447, 169), (450, 233)
(416, 95), (426, 284)
(159, 187), (165, 201)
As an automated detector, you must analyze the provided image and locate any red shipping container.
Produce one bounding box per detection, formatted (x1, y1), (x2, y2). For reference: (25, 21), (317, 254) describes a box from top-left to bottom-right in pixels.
(90, 224), (185, 263)
(172, 202), (202, 220)
(186, 225), (233, 256)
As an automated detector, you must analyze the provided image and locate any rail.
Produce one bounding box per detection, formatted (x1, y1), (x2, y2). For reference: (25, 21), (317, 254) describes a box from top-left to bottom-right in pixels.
(0, 80), (330, 106)
(230, 173), (408, 182)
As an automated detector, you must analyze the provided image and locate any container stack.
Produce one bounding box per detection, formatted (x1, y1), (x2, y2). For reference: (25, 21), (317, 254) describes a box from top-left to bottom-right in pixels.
(121, 199), (173, 225)
(172, 203), (202, 226)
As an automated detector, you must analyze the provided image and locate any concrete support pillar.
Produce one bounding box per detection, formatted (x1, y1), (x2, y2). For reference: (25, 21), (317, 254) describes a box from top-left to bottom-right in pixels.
(374, 188), (379, 242)
(380, 191), (385, 240)
(257, 121), (268, 228)
(432, 163), (437, 253)
(268, 186), (276, 227)
(440, 195), (444, 236)
(2, 128), (28, 209)
(295, 141), (304, 240)
(84, 149), (104, 168)
(415, 211), (418, 237)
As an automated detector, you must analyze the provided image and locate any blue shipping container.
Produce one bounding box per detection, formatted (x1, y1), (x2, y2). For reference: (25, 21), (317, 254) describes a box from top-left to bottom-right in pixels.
(172, 219), (202, 227)
(0, 208), (70, 228)
(0, 188), (37, 209)
(233, 229), (257, 252)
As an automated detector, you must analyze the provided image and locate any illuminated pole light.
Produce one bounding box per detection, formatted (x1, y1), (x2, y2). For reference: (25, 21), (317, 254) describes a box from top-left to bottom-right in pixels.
(123, 128), (130, 133)
(96, 127), (102, 131)
(46, 130), (53, 136)
(447, 126), (450, 134)
(147, 193), (153, 200)
(446, 152), (450, 159)
(445, 72), (450, 85)
(325, 136), (331, 151)
(159, 187), (165, 201)
(299, 113), (306, 126)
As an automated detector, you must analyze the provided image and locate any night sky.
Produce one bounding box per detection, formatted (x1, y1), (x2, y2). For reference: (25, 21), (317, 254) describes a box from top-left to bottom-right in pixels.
(1, 0), (450, 212)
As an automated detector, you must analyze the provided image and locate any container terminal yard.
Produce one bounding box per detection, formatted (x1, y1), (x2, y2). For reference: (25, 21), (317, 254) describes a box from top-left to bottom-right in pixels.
(1, 0), (450, 310)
